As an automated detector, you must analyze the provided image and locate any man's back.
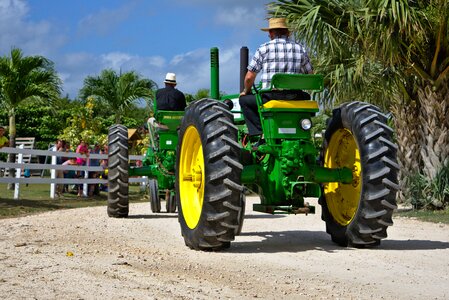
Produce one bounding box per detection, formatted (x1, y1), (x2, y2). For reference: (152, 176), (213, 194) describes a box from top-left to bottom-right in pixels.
(249, 37), (313, 89)
(156, 86), (186, 111)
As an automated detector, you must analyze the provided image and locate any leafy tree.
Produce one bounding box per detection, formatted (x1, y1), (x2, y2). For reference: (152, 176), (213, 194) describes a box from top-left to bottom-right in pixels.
(270, 0), (449, 207)
(58, 96), (114, 150)
(0, 48), (61, 187)
(0, 102), (70, 150)
(193, 88), (210, 100)
(0, 48), (61, 146)
(79, 69), (156, 123)
(185, 88), (227, 103)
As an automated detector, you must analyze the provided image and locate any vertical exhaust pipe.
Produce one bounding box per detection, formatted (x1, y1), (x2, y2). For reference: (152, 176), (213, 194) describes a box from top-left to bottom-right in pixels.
(240, 46), (249, 92)
(210, 47), (219, 99)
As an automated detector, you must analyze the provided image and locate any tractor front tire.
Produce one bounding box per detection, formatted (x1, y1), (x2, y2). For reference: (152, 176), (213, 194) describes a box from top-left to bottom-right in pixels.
(107, 124), (129, 218)
(176, 99), (244, 251)
(320, 101), (399, 247)
(234, 193), (246, 236)
(149, 179), (161, 213)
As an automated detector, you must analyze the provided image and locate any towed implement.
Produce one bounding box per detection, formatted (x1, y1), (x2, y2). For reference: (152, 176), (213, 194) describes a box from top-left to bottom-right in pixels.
(175, 47), (399, 250)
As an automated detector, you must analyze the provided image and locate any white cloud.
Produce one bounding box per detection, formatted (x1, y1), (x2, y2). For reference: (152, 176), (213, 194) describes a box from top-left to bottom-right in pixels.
(0, 0), (65, 56)
(0, 0), (268, 98)
(0, 0), (27, 19)
(54, 47), (242, 99)
(63, 52), (98, 68)
(215, 6), (266, 28)
(100, 52), (133, 70)
(147, 56), (166, 69)
(158, 46), (245, 95)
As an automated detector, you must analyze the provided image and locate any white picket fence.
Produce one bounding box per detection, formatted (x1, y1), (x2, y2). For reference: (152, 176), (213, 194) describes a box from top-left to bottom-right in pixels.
(0, 146), (146, 200)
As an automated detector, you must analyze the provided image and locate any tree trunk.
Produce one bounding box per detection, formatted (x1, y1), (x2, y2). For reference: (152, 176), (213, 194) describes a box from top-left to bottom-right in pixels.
(416, 83), (449, 207)
(417, 84), (449, 181)
(7, 112), (16, 190)
(392, 100), (421, 203)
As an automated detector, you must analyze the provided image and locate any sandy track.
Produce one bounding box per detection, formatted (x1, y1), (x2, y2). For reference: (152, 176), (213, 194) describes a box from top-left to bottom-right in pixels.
(1, 196), (448, 299)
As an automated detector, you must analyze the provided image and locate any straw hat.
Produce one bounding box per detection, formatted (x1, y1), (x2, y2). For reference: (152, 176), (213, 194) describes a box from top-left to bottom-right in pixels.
(261, 18), (289, 31)
(164, 73), (177, 84)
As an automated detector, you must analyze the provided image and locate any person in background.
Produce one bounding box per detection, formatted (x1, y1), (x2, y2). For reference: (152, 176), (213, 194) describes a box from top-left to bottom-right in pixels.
(155, 73), (187, 111)
(239, 17), (314, 149)
(62, 157), (79, 192)
(0, 126), (9, 163)
(0, 126), (9, 148)
(61, 141), (71, 164)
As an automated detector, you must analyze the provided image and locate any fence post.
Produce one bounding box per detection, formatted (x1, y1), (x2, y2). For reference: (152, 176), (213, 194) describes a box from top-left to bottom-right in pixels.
(83, 169), (88, 197)
(50, 146), (57, 199)
(14, 145), (24, 200)
(140, 176), (148, 192)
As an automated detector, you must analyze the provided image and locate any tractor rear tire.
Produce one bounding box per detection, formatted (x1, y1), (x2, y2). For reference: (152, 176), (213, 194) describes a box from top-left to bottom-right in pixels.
(176, 99), (244, 251)
(166, 192), (176, 213)
(107, 124), (129, 218)
(149, 179), (161, 213)
(320, 101), (399, 247)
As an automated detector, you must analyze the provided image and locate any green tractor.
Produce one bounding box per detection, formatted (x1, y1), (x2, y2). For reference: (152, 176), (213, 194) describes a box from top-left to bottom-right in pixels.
(107, 104), (184, 217)
(176, 47), (399, 250)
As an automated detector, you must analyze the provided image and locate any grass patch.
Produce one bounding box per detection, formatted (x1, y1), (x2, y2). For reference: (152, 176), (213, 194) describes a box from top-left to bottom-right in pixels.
(395, 207), (449, 224)
(0, 183), (148, 219)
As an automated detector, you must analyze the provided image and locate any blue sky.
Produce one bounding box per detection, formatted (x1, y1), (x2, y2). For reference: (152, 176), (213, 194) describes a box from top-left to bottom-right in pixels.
(0, 0), (271, 98)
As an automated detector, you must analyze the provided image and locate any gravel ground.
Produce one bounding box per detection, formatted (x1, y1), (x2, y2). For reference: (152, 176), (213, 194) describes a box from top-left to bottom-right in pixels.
(1, 196), (448, 299)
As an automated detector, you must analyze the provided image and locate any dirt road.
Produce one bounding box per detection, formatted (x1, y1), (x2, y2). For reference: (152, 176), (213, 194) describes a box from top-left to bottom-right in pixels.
(1, 196), (448, 299)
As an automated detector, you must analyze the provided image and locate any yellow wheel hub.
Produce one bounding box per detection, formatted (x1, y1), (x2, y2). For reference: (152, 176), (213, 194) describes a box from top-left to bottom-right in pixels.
(179, 126), (205, 229)
(323, 129), (362, 226)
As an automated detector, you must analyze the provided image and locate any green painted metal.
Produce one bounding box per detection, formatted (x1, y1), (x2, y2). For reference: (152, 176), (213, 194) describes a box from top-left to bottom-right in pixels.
(260, 111), (314, 141)
(270, 73), (324, 91)
(210, 47), (220, 99)
(132, 48), (356, 216)
(221, 67), (353, 214)
(129, 110), (183, 192)
(158, 132), (178, 151)
(155, 111), (184, 130)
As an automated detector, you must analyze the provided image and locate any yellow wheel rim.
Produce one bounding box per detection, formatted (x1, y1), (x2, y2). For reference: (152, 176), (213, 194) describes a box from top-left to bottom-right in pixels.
(179, 126), (205, 229)
(323, 129), (362, 226)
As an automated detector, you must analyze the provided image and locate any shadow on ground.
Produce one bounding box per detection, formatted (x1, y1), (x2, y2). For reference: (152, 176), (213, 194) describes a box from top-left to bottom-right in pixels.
(228, 230), (449, 253)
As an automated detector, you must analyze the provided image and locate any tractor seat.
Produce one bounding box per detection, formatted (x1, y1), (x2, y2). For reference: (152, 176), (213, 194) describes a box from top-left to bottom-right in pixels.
(263, 100), (319, 110)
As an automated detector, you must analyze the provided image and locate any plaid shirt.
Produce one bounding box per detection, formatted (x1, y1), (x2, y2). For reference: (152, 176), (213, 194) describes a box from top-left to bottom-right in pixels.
(248, 36), (313, 89)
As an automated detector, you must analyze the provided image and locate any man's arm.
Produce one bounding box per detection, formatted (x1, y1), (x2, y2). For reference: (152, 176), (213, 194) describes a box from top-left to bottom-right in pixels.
(240, 70), (257, 96)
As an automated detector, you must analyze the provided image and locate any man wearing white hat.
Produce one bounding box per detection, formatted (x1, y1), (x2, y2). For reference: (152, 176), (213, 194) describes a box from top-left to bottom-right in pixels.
(155, 72), (186, 111)
(239, 17), (314, 148)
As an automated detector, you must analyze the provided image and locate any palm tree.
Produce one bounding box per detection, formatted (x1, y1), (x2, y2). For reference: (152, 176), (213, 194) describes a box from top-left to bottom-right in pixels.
(0, 47), (61, 188)
(270, 0), (449, 205)
(79, 69), (156, 124)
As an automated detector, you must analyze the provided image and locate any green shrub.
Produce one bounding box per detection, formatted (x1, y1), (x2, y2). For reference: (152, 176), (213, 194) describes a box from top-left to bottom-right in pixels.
(406, 164), (449, 209)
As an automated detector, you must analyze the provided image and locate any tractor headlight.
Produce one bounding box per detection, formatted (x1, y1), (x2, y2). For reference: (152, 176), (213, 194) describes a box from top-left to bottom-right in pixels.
(300, 118), (312, 130)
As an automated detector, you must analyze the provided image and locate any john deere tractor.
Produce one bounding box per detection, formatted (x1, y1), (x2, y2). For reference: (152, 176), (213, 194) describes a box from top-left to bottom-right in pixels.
(176, 47), (399, 250)
(107, 103), (184, 217)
